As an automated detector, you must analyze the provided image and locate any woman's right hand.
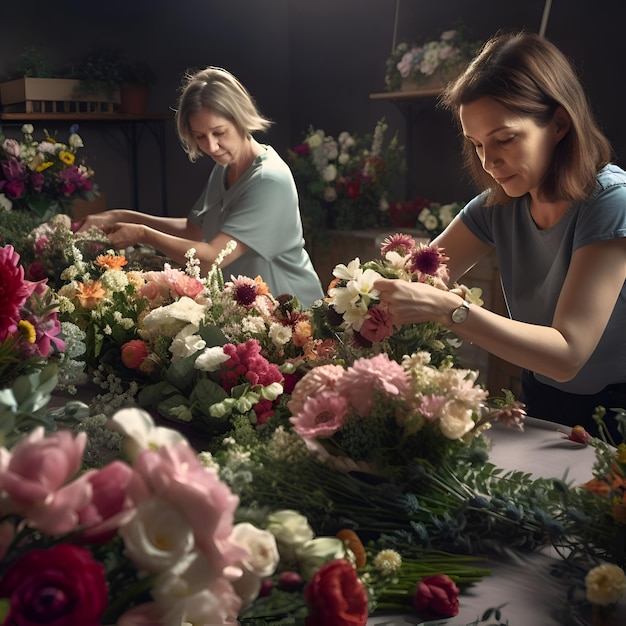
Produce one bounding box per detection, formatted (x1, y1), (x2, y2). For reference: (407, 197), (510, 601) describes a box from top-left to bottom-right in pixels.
(77, 209), (131, 233)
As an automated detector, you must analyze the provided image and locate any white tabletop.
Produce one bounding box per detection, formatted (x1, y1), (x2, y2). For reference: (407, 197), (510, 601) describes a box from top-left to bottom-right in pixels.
(367, 418), (624, 625)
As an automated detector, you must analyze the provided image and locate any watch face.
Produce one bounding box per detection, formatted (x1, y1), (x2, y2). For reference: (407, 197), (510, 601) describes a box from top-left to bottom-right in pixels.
(451, 303), (469, 323)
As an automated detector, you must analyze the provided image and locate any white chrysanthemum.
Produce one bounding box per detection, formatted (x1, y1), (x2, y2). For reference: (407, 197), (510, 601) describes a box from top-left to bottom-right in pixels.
(241, 315), (266, 335)
(269, 322), (292, 346)
(194, 346), (230, 372)
(373, 549), (402, 574)
(170, 324), (207, 362)
(306, 132), (323, 149)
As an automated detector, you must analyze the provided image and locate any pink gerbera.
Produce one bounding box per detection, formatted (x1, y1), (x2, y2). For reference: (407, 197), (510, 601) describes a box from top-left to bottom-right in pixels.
(289, 391), (350, 439)
(0, 246), (36, 341)
(379, 233), (416, 257)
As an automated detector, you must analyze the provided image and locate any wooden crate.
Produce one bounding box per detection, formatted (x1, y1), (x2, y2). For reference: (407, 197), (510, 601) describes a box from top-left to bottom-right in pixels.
(0, 78), (120, 114)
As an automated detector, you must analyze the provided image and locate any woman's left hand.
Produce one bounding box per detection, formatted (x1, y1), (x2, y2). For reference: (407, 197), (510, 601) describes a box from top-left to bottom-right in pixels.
(374, 278), (459, 326)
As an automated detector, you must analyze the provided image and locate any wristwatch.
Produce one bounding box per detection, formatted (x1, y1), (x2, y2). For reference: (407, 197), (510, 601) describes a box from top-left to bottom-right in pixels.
(450, 300), (470, 324)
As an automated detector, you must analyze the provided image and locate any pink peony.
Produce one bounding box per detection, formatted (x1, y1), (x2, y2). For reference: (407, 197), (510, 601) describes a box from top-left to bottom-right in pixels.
(287, 364), (346, 415)
(290, 391), (350, 439)
(335, 353), (411, 417)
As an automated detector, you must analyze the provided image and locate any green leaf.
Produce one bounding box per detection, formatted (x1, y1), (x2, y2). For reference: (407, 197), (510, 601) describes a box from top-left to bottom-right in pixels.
(191, 378), (228, 417)
(164, 356), (198, 391)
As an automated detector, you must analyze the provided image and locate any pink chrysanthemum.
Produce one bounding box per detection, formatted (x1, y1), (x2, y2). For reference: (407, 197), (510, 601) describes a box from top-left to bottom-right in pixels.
(335, 354), (411, 417)
(287, 364), (346, 415)
(380, 233), (416, 257)
(289, 391), (350, 439)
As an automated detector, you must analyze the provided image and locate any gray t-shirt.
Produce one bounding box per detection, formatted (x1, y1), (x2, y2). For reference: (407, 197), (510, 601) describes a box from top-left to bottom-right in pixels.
(460, 164), (626, 394)
(189, 145), (324, 308)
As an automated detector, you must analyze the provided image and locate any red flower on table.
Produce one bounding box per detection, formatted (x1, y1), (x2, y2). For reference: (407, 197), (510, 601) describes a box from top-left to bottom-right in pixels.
(304, 559), (369, 626)
(413, 573), (460, 618)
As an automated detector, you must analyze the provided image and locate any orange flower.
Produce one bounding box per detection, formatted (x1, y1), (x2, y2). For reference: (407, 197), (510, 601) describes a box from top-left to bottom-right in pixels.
(292, 320), (313, 347)
(253, 276), (270, 295)
(326, 277), (340, 296)
(75, 280), (106, 309)
(584, 478), (612, 497)
(336, 529), (367, 568)
(95, 254), (128, 271)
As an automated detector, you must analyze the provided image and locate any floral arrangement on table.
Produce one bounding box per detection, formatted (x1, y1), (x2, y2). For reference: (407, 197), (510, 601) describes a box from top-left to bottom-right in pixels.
(385, 28), (482, 92)
(288, 117), (406, 243)
(388, 195), (464, 237)
(0, 123), (99, 219)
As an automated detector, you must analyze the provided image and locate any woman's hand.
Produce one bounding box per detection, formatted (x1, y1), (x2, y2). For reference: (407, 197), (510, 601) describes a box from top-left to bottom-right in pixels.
(78, 210), (123, 233)
(374, 278), (461, 326)
(104, 223), (146, 250)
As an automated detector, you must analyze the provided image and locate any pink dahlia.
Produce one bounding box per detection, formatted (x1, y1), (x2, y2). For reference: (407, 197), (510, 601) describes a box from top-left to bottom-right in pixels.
(0, 246), (36, 341)
(379, 233), (416, 257)
(335, 353), (411, 417)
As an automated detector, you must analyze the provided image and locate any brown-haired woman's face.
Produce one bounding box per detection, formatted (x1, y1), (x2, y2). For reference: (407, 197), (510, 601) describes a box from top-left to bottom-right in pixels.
(460, 97), (565, 200)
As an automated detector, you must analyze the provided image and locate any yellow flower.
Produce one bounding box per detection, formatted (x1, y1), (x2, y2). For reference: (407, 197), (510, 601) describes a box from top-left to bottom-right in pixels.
(585, 563), (626, 606)
(617, 444), (626, 464)
(35, 161), (54, 173)
(58, 151), (75, 165)
(17, 320), (36, 343)
(373, 549), (402, 575)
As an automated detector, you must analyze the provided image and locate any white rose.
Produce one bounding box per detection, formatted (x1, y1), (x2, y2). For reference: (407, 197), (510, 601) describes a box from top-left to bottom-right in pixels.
(265, 509), (314, 564)
(586, 563), (626, 606)
(170, 324), (206, 363)
(230, 522), (279, 577)
(439, 399), (475, 439)
(322, 163), (337, 183)
(194, 345), (229, 372)
(295, 537), (349, 581)
(269, 322), (292, 346)
(119, 498), (195, 573)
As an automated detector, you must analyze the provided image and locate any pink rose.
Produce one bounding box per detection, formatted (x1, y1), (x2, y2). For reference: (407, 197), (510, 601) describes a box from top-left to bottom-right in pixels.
(121, 339), (150, 369)
(413, 574), (459, 618)
(0, 543), (107, 626)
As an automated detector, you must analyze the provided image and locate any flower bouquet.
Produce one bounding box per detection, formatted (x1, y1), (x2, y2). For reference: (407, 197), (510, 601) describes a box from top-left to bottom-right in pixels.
(288, 118), (406, 243)
(388, 195), (464, 237)
(0, 123), (99, 218)
(318, 232), (482, 363)
(385, 28), (482, 92)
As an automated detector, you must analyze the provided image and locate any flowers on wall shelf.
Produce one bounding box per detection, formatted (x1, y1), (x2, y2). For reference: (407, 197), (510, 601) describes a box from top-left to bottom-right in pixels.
(385, 29), (482, 92)
(0, 123), (99, 218)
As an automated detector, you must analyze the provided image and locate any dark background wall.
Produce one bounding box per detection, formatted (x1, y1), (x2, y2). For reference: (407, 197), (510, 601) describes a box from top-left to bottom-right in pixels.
(1, 0), (624, 220)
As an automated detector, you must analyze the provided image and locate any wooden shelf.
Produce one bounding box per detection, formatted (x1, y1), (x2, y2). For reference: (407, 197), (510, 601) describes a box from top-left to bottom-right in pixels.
(369, 88), (444, 101)
(0, 112), (173, 122)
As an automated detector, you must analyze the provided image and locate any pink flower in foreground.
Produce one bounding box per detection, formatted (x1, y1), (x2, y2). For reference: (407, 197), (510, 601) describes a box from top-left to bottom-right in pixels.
(132, 441), (247, 575)
(358, 304), (394, 343)
(380, 232), (416, 256)
(414, 574), (459, 618)
(290, 391), (350, 439)
(335, 353), (410, 417)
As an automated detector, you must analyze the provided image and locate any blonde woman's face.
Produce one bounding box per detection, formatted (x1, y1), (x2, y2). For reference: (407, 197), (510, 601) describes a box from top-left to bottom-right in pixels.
(460, 96), (565, 199)
(188, 109), (245, 166)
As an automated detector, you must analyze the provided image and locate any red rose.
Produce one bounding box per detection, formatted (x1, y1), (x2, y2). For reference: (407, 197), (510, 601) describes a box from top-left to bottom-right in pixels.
(345, 180), (361, 200)
(0, 543), (108, 626)
(413, 574), (460, 618)
(304, 559), (369, 626)
(358, 304), (394, 343)
(121, 339), (149, 369)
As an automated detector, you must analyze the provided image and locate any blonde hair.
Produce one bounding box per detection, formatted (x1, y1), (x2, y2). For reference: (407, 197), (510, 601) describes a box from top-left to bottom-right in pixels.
(175, 66), (273, 162)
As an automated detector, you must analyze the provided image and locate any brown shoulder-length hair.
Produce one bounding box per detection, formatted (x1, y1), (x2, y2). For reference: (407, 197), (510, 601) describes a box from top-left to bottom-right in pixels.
(175, 66), (273, 162)
(440, 31), (613, 206)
